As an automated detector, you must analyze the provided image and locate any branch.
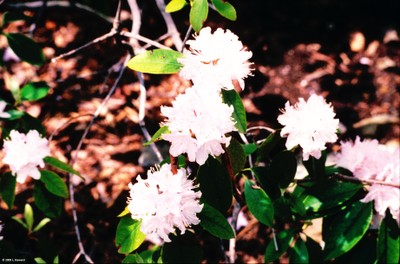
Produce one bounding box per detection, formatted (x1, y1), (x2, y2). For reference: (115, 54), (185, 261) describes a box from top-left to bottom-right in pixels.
(126, 0), (163, 164)
(6, 0), (114, 23)
(154, 0), (183, 51)
(333, 173), (400, 188)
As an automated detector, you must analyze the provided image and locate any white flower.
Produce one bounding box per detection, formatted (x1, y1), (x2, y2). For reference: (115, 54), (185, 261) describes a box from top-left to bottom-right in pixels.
(0, 101), (10, 119)
(161, 86), (236, 165)
(2, 130), (50, 183)
(127, 163), (203, 243)
(336, 137), (400, 224)
(0, 220), (3, 240)
(361, 183), (400, 225)
(336, 137), (394, 181)
(277, 94), (339, 160)
(179, 27), (253, 91)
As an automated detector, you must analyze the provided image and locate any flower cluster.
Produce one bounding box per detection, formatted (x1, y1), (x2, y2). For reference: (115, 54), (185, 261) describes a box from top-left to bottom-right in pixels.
(2, 130), (50, 183)
(336, 137), (400, 224)
(127, 163), (203, 243)
(161, 27), (252, 164)
(161, 87), (236, 165)
(179, 27), (253, 91)
(277, 94), (339, 160)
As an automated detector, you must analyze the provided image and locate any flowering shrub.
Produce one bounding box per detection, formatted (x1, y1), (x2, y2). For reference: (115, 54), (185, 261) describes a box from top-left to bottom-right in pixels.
(0, 1), (399, 263)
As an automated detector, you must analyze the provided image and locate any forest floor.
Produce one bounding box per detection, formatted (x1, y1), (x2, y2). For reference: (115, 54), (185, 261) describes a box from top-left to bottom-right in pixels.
(0, 0), (399, 263)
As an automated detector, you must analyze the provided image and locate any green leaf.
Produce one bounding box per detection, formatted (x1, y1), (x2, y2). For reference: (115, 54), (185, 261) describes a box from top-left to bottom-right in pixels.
(20, 82), (50, 102)
(43, 156), (82, 179)
(251, 166), (281, 200)
(377, 211), (400, 264)
(302, 151), (326, 181)
(143, 126), (170, 146)
(2, 11), (30, 24)
(34, 257), (46, 264)
(11, 216), (28, 229)
(122, 254), (144, 264)
(6, 109), (25, 120)
(0, 172), (17, 209)
(5, 33), (45, 66)
(117, 206), (130, 217)
(24, 203), (34, 231)
(162, 232), (203, 263)
(39, 170), (68, 198)
(288, 193), (306, 217)
(264, 229), (295, 262)
(211, 0), (237, 21)
(33, 181), (63, 218)
(256, 131), (282, 162)
(127, 49), (183, 74)
(289, 238), (309, 263)
(226, 137), (246, 175)
(165, 0), (187, 13)
(196, 158), (233, 214)
(222, 89), (247, 133)
(322, 201), (373, 260)
(32, 218), (51, 233)
(189, 0), (208, 32)
(116, 216), (146, 254)
(269, 151), (297, 188)
(243, 143), (257, 156)
(244, 178), (274, 226)
(199, 203), (235, 239)
(297, 180), (363, 218)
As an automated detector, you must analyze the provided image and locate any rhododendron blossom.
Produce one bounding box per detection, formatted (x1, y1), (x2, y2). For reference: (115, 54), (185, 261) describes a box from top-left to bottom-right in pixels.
(336, 137), (392, 180)
(161, 86), (236, 165)
(179, 27), (253, 91)
(336, 137), (400, 223)
(277, 94), (339, 160)
(2, 130), (50, 183)
(127, 163), (203, 243)
(0, 101), (10, 119)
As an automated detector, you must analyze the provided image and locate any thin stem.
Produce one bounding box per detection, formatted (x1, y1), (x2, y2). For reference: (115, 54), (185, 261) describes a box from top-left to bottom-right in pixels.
(246, 125), (276, 134)
(154, 0), (183, 51)
(120, 31), (172, 50)
(7, 1), (114, 23)
(127, 0), (163, 164)
(333, 173), (400, 188)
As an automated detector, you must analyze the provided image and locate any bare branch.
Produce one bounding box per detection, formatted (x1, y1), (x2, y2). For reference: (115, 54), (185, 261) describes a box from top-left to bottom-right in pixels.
(154, 0), (183, 51)
(6, 0), (114, 23)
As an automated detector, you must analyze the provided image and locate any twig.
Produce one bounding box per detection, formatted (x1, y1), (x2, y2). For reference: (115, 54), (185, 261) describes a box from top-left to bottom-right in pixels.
(6, 0), (114, 23)
(181, 25), (193, 52)
(67, 3), (125, 263)
(127, 0), (163, 164)
(154, 0), (183, 51)
(246, 125), (276, 134)
(51, 31), (117, 62)
(333, 173), (400, 188)
(228, 201), (241, 263)
(272, 228), (279, 251)
(120, 31), (172, 50)
(69, 55), (128, 264)
(48, 114), (94, 141)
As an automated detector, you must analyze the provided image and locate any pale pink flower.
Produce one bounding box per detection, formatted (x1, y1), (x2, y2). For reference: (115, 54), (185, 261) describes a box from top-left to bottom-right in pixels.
(179, 27), (253, 91)
(361, 183), (400, 225)
(277, 94), (339, 160)
(336, 137), (397, 181)
(127, 164), (203, 243)
(336, 138), (400, 224)
(2, 130), (50, 183)
(161, 86), (236, 165)
(0, 101), (10, 119)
